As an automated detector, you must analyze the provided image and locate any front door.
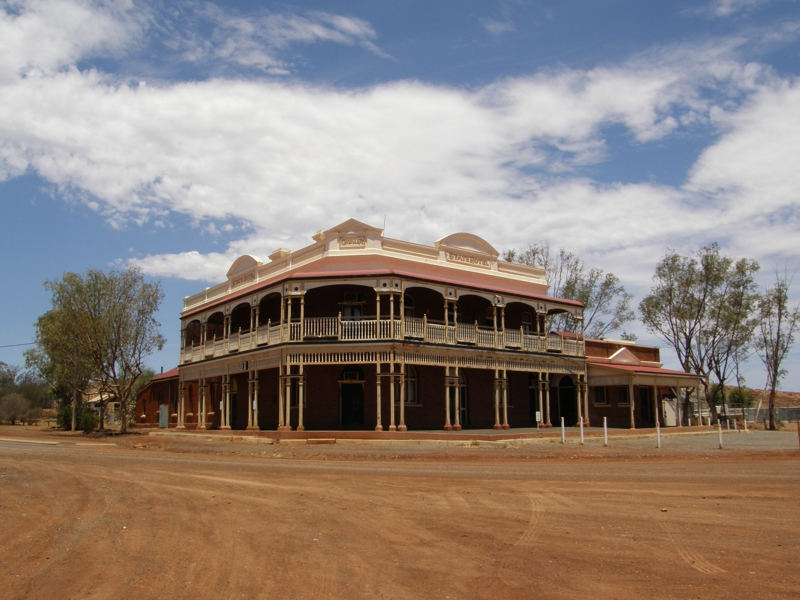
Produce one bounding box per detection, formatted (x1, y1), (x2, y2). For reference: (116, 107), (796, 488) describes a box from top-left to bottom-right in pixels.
(557, 376), (578, 426)
(341, 384), (364, 427)
(158, 405), (169, 428)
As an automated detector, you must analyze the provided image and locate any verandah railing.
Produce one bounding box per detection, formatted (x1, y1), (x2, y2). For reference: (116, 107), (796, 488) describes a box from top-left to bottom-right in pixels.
(181, 316), (583, 363)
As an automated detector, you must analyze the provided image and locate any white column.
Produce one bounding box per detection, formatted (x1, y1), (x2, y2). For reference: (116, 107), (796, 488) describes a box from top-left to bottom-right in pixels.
(221, 379), (231, 430)
(300, 294), (305, 340)
(576, 380), (583, 427)
(544, 377), (551, 426)
(247, 376), (254, 429)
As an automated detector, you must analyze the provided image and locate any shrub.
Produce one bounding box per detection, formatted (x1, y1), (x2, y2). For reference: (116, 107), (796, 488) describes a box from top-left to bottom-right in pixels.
(79, 410), (99, 432)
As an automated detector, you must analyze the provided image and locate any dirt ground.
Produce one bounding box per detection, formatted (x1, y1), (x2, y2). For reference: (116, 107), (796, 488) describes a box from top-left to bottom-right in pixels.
(1, 427), (799, 600)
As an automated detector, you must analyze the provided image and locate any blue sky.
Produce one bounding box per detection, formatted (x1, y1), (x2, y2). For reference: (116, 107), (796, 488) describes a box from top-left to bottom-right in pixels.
(1, 0), (800, 392)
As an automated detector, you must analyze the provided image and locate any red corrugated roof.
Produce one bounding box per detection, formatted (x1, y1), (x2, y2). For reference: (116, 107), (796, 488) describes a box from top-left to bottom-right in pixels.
(587, 361), (699, 378)
(182, 256), (582, 318)
(152, 367), (179, 381)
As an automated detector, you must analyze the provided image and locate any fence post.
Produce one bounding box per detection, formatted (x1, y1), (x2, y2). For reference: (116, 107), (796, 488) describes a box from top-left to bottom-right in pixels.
(579, 418), (584, 445)
(656, 419), (661, 449)
(561, 417), (565, 444)
(603, 417), (608, 447)
(718, 421), (723, 450)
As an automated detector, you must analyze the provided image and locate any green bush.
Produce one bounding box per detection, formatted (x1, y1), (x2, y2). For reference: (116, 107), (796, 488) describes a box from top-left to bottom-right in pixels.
(57, 400), (89, 430)
(79, 410), (99, 432)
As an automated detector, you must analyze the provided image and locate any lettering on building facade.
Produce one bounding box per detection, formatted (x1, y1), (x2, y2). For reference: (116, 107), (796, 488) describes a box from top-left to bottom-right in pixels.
(340, 236), (366, 248)
(232, 272), (256, 287)
(445, 252), (490, 268)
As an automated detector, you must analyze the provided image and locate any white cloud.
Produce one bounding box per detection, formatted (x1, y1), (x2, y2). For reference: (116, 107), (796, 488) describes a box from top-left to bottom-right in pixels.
(158, 4), (387, 74)
(708, 0), (773, 17)
(0, 0), (798, 292)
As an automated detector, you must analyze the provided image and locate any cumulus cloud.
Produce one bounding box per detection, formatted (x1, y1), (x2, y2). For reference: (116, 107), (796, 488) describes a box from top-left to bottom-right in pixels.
(0, 0), (798, 292)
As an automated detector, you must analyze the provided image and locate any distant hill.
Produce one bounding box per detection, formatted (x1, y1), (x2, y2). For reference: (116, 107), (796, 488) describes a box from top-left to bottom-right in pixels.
(743, 388), (800, 408)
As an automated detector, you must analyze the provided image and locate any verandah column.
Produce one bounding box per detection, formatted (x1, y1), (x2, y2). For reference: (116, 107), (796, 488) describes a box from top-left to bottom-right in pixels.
(444, 367), (452, 431)
(296, 364), (304, 432)
(501, 370), (509, 429)
(221, 376), (231, 430)
(583, 377), (590, 426)
(537, 373), (545, 426)
(389, 362), (397, 432)
(398, 360), (407, 432)
(493, 369), (501, 430)
(652, 385), (659, 428)
(544, 375), (552, 426)
(277, 365), (284, 430)
(197, 380), (207, 430)
(176, 385), (186, 430)
(453, 366), (462, 431)
(629, 380), (636, 429)
(247, 370), (260, 431)
(375, 363), (383, 432)
(284, 362), (292, 431)
(247, 375), (254, 429)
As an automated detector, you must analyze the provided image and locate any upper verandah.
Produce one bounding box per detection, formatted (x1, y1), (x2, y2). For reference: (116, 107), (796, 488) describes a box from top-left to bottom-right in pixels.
(182, 218), (567, 314)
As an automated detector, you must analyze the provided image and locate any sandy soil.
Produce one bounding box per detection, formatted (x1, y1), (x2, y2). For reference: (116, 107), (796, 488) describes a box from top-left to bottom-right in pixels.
(1, 427), (799, 600)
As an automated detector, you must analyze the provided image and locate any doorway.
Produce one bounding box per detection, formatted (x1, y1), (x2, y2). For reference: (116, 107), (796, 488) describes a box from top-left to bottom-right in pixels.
(340, 366), (364, 427)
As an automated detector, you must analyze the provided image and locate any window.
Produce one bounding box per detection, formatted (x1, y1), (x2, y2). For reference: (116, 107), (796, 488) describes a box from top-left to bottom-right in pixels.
(404, 294), (414, 319)
(617, 386), (630, 406)
(341, 292), (364, 321)
(340, 365), (364, 382)
(395, 366), (418, 404)
(521, 312), (533, 334)
(593, 386), (608, 405)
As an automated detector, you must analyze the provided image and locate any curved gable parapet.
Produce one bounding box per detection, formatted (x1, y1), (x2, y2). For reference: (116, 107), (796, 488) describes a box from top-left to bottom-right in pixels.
(226, 255), (262, 278)
(434, 232), (499, 259)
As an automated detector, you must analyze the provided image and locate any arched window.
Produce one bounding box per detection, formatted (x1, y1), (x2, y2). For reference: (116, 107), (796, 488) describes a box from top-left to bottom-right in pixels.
(521, 312), (533, 334)
(395, 366), (417, 404)
(340, 365), (364, 382)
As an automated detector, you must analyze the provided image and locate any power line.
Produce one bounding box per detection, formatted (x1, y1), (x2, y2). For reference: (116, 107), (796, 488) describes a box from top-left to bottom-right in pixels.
(0, 342), (36, 348)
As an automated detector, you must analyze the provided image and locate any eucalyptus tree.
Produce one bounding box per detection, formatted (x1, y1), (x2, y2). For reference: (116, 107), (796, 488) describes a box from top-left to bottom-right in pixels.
(756, 269), (800, 431)
(503, 243), (635, 339)
(26, 308), (97, 431)
(28, 267), (165, 433)
(639, 244), (760, 421)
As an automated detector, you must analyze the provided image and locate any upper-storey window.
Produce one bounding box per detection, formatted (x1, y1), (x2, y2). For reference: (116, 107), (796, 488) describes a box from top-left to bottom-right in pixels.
(341, 292), (363, 321)
(521, 312), (534, 334)
(404, 294), (414, 319)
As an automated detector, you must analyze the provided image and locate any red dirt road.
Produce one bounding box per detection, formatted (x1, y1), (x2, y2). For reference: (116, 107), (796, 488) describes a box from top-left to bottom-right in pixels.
(1, 431), (799, 599)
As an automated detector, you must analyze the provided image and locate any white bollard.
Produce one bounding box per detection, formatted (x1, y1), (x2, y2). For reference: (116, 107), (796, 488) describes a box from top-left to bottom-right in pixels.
(579, 418), (584, 445)
(656, 420), (661, 449)
(734, 419), (738, 431)
(561, 417), (566, 444)
(726, 419), (730, 431)
(744, 418), (748, 432)
(718, 421), (724, 450)
(603, 416), (608, 447)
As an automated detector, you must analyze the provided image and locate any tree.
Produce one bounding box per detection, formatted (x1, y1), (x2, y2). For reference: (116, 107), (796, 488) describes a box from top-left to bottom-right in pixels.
(503, 243), (635, 339)
(755, 269), (800, 431)
(0, 362), (20, 389)
(30, 267), (165, 434)
(639, 244), (760, 421)
(0, 393), (30, 425)
(26, 308), (98, 431)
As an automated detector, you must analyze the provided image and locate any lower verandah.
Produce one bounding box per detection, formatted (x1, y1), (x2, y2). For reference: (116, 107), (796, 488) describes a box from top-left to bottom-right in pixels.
(146, 364), (666, 432)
